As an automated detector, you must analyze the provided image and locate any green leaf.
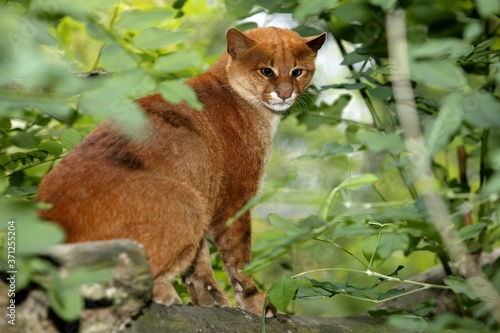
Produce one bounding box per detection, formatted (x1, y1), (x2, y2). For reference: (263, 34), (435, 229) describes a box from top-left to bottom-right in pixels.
(154, 51), (202, 72)
(476, 0), (500, 18)
(63, 267), (114, 287)
(100, 44), (138, 71)
(0, 198), (65, 255)
(0, 117), (11, 130)
(318, 173), (378, 220)
(268, 276), (298, 312)
(224, 0), (255, 18)
(47, 284), (84, 322)
(10, 132), (38, 149)
(369, 0), (396, 11)
(444, 276), (478, 300)
(294, 0), (339, 18)
(341, 51), (370, 65)
(268, 214), (306, 236)
(114, 8), (175, 30)
(87, 0), (121, 10)
(298, 142), (353, 161)
(410, 60), (466, 89)
(334, 3), (375, 23)
(424, 91), (464, 154)
(16, 222), (65, 255)
(410, 39), (474, 60)
(133, 28), (191, 50)
(338, 173), (379, 190)
(39, 141), (63, 156)
(388, 315), (428, 332)
(463, 91), (500, 128)
(459, 221), (488, 241)
(377, 233), (410, 259)
(60, 128), (82, 151)
(362, 235), (386, 268)
(56, 17), (73, 50)
(367, 85), (392, 100)
(0, 172), (7, 194)
(413, 298), (438, 317)
(357, 131), (405, 153)
(158, 80), (202, 110)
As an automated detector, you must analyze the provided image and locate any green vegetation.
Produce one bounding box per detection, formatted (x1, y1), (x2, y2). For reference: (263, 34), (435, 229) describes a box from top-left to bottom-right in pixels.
(1, 0), (499, 331)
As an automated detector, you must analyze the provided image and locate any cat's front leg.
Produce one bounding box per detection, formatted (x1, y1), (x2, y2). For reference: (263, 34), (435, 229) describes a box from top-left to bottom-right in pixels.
(211, 212), (276, 317)
(182, 239), (231, 308)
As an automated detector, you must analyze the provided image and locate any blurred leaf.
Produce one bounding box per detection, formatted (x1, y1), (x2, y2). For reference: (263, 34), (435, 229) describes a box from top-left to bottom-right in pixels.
(60, 128), (82, 151)
(0, 117), (11, 130)
(463, 91), (500, 128)
(158, 80), (202, 110)
(100, 44), (138, 71)
(369, 0), (396, 11)
(56, 17), (73, 50)
(475, 0), (500, 18)
(318, 173), (378, 220)
(63, 267), (113, 287)
(133, 28), (191, 49)
(388, 315), (428, 332)
(47, 284), (84, 322)
(247, 234), (303, 273)
(87, 0), (121, 10)
(268, 214), (306, 236)
(410, 60), (466, 89)
(268, 276), (298, 312)
(357, 131), (405, 153)
(228, 173), (296, 227)
(367, 85), (392, 100)
(294, 0), (339, 18)
(410, 39), (474, 60)
(444, 276), (478, 300)
(10, 132), (38, 149)
(298, 142), (353, 161)
(338, 173), (379, 190)
(377, 233), (410, 259)
(154, 51), (202, 72)
(0, 198), (65, 255)
(362, 235), (387, 268)
(114, 8), (175, 30)
(224, 0), (255, 18)
(342, 50), (371, 65)
(413, 298), (438, 317)
(459, 221), (488, 241)
(334, 3), (376, 23)
(39, 141), (63, 156)
(0, 172), (7, 194)
(424, 91), (464, 154)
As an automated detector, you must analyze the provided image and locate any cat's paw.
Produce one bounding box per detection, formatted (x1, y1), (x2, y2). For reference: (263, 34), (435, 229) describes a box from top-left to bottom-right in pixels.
(152, 280), (182, 306)
(239, 291), (276, 317)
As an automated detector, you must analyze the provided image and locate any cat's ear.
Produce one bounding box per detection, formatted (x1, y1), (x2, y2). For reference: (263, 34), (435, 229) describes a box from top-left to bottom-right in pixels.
(226, 28), (257, 59)
(304, 33), (327, 53)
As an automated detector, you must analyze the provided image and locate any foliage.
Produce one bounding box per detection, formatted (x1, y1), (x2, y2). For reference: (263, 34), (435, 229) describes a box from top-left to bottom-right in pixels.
(0, 0), (228, 321)
(223, 0), (500, 331)
(0, 0), (499, 331)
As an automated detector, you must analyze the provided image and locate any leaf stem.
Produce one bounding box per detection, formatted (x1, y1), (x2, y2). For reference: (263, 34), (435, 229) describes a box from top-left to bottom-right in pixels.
(292, 267), (450, 290)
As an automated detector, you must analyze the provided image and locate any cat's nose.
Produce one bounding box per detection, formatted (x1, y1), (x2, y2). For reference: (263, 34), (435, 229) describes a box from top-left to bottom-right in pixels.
(276, 89), (293, 100)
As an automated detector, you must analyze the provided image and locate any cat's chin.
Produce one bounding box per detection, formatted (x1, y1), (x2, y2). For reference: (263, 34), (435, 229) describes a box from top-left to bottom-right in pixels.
(262, 101), (292, 113)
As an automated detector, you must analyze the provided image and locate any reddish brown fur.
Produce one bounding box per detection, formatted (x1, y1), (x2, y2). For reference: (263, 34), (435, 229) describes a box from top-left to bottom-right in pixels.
(37, 27), (325, 316)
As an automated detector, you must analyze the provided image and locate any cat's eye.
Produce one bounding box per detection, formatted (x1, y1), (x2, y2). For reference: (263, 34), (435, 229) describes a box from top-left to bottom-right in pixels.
(291, 69), (303, 77)
(260, 68), (274, 77)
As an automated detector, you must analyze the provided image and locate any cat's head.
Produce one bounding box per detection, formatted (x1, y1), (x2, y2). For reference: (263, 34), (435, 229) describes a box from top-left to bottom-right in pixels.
(225, 27), (326, 112)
